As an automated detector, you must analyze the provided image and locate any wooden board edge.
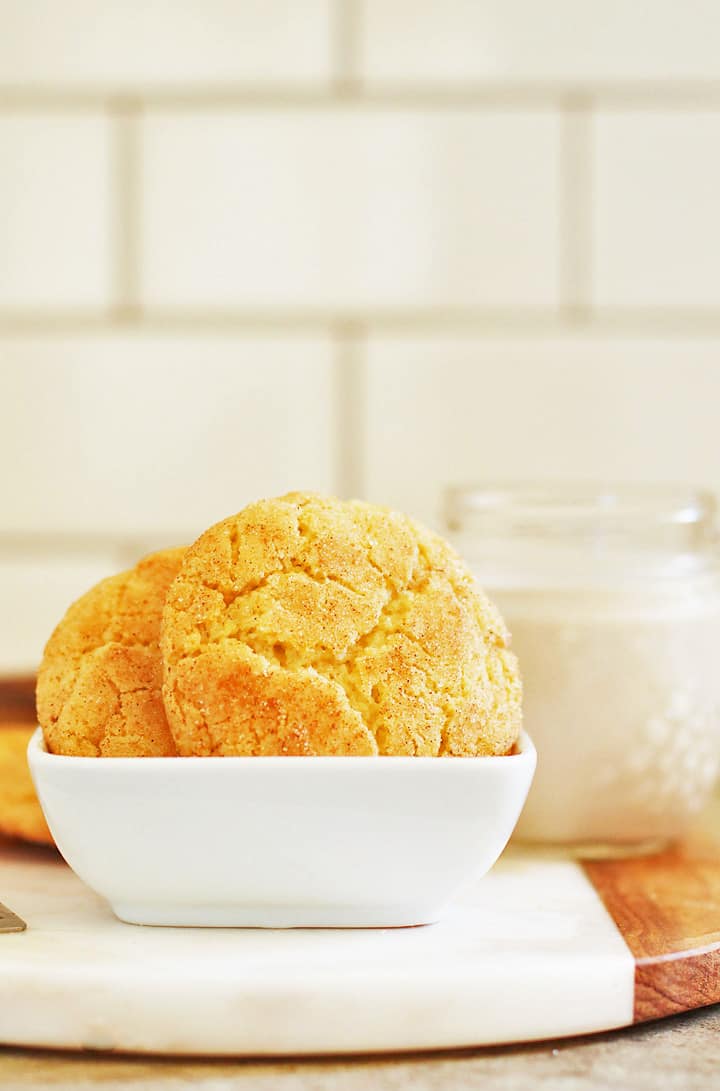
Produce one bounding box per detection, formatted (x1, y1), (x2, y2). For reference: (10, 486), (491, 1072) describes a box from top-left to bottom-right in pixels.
(583, 853), (720, 1024)
(633, 947), (720, 1023)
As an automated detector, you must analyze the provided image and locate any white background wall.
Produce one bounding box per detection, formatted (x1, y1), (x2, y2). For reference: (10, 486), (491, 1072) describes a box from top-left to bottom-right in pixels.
(2, 0), (720, 669)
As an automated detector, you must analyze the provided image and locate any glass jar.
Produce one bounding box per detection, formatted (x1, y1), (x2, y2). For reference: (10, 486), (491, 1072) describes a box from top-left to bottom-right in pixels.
(445, 483), (720, 855)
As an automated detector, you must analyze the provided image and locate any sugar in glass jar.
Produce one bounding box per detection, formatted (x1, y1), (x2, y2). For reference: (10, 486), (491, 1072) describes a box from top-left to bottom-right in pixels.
(445, 483), (720, 855)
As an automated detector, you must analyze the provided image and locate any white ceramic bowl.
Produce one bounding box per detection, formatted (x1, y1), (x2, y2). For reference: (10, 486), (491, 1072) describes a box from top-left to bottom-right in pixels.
(28, 728), (536, 929)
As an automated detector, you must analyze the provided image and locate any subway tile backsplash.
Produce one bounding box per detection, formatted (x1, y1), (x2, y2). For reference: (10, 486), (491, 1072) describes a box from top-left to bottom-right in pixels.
(0, 337), (335, 536)
(0, 0), (333, 89)
(593, 111), (720, 308)
(364, 337), (720, 529)
(2, 0), (720, 669)
(359, 0), (720, 86)
(141, 109), (561, 311)
(0, 114), (111, 309)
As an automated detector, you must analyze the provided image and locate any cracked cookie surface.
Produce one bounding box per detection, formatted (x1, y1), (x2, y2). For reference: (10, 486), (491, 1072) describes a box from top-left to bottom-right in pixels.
(37, 548), (185, 757)
(161, 493), (521, 757)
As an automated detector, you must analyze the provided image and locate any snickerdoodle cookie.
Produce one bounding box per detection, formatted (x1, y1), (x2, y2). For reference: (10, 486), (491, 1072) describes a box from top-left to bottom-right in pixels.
(37, 548), (185, 757)
(161, 493), (521, 757)
(0, 724), (53, 844)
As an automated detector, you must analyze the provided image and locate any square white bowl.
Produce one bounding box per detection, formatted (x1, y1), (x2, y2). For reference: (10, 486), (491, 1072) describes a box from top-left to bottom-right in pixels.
(28, 728), (536, 928)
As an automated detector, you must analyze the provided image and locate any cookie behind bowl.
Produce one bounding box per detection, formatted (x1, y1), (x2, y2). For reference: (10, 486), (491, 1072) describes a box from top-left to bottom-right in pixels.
(0, 724), (53, 844)
(37, 548), (185, 757)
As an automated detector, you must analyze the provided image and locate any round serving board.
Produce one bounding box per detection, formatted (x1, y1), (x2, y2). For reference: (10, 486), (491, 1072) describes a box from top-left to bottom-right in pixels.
(2, 801), (719, 1056)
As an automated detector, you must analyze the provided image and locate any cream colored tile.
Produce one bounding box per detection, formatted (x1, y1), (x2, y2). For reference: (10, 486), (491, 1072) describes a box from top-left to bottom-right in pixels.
(365, 337), (720, 528)
(0, 553), (122, 673)
(141, 109), (560, 311)
(0, 115), (111, 309)
(0, 0), (331, 88)
(360, 0), (720, 84)
(593, 111), (720, 308)
(0, 337), (334, 536)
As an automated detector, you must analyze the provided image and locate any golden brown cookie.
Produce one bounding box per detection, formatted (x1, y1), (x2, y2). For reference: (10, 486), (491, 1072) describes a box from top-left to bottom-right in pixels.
(37, 548), (185, 757)
(0, 724), (53, 845)
(161, 493), (521, 757)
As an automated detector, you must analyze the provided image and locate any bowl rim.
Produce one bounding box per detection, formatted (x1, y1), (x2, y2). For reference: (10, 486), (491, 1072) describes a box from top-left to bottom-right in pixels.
(28, 726), (535, 771)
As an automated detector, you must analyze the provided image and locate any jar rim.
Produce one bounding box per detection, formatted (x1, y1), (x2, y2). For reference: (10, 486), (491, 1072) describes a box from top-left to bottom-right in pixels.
(445, 481), (717, 535)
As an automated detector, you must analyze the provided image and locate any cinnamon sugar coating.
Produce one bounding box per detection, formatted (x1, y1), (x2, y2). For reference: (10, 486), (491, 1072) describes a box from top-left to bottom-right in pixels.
(161, 493), (521, 757)
(37, 549), (185, 757)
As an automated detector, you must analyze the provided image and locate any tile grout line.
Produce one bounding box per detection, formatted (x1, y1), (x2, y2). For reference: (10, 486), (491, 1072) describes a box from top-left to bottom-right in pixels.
(331, 0), (362, 95)
(0, 530), (181, 558)
(3, 309), (720, 337)
(3, 85), (720, 110)
(109, 99), (143, 319)
(559, 95), (593, 321)
(332, 324), (367, 500)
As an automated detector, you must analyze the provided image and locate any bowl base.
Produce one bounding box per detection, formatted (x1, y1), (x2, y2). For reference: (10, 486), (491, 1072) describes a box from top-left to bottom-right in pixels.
(111, 902), (444, 929)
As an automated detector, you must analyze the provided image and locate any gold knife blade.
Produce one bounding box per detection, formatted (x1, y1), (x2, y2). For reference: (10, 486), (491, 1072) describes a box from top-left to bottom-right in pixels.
(0, 901), (26, 933)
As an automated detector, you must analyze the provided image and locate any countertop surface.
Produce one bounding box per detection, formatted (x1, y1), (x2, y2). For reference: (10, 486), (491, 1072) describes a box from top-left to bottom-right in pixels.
(1, 1006), (719, 1090)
